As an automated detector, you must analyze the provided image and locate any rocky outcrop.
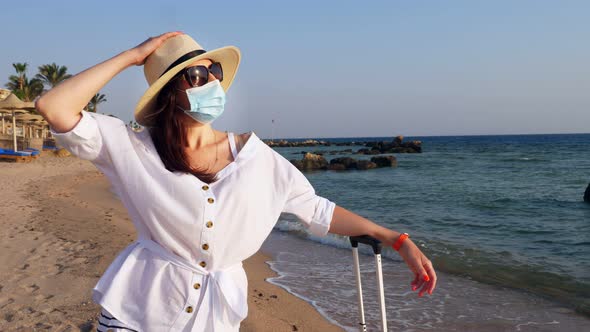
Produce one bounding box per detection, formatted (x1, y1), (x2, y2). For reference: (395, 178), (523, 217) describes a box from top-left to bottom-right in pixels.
(329, 157), (357, 170)
(361, 135), (421, 154)
(263, 135), (422, 153)
(370, 156), (398, 167)
(356, 160), (377, 170)
(356, 148), (381, 155)
(267, 139), (331, 148)
(584, 183), (590, 203)
(293, 149), (354, 156)
(292, 155), (397, 172)
(290, 152), (329, 171)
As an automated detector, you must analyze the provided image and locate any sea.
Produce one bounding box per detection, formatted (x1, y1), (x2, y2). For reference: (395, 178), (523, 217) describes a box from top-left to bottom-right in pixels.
(263, 133), (590, 332)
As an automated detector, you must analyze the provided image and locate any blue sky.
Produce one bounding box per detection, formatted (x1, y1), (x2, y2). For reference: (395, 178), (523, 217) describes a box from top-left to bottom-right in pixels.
(2, 0), (589, 138)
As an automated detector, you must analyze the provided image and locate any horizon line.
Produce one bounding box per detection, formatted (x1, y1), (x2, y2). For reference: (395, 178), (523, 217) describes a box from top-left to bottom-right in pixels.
(258, 132), (590, 141)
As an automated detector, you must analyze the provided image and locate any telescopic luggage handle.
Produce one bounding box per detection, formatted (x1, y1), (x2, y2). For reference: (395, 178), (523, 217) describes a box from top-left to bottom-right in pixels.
(349, 235), (388, 332)
(350, 235), (383, 254)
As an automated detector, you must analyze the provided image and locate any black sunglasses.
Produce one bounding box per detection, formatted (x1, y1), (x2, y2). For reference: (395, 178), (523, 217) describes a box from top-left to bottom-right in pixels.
(175, 62), (223, 88)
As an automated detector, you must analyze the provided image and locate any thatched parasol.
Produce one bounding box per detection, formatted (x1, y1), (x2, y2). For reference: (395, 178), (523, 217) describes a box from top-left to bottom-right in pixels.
(0, 93), (36, 151)
(0, 109), (12, 135)
(0, 89), (11, 101)
(0, 93), (35, 110)
(15, 114), (46, 139)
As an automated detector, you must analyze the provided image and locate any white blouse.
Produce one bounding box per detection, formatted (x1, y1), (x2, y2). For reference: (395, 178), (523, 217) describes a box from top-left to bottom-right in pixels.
(48, 110), (336, 332)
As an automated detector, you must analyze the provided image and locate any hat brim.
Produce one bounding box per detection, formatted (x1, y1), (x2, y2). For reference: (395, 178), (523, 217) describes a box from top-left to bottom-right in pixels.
(134, 45), (241, 127)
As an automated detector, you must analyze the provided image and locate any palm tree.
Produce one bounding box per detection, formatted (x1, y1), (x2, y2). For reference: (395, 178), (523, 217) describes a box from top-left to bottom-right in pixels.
(5, 63), (44, 101)
(18, 76), (44, 101)
(35, 63), (72, 90)
(87, 93), (107, 113)
(11, 63), (28, 91)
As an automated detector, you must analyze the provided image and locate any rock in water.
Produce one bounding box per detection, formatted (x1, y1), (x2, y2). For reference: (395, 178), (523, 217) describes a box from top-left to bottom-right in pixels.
(584, 183), (590, 203)
(371, 156), (398, 168)
(356, 160), (377, 170)
(329, 157), (358, 169)
(290, 152), (329, 171)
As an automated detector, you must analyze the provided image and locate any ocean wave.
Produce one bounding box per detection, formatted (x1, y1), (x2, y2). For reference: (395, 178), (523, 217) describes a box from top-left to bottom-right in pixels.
(531, 239), (590, 246)
(465, 197), (585, 212)
(410, 240), (590, 316)
(512, 228), (556, 235)
(433, 219), (502, 230)
(498, 157), (547, 162)
(274, 219), (590, 317)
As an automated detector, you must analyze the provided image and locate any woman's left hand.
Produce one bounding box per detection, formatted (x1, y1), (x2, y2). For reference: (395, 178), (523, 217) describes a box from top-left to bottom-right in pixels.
(327, 205), (437, 296)
(396, 238), (437, 297)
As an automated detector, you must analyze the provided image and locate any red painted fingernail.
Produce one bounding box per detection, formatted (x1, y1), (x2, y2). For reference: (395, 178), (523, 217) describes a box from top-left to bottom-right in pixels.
(412, 286), (417, 291)
(423, 274), (430, 282)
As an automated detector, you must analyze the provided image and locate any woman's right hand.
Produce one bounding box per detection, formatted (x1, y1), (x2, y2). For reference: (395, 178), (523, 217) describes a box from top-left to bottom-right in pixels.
(128, 31), (184, 66)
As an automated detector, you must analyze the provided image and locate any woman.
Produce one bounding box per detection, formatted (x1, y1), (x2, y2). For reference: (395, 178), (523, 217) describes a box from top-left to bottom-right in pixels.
(36, 31), (437, 331)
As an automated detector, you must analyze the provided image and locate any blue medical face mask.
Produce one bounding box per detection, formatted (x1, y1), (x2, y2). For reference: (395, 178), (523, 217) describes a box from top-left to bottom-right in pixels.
(176, 79), (226, 124)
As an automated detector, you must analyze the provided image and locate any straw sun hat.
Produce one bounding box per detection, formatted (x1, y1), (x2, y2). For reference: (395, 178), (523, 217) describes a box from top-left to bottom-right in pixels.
(134, 34), (241, 127)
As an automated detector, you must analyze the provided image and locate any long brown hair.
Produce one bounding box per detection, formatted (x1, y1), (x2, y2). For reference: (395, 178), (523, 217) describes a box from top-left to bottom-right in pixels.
(147, 76), (218, 184)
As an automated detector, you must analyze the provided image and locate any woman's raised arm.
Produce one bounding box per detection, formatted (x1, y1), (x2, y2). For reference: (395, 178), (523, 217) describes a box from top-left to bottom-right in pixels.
(36, 31), (183, 133)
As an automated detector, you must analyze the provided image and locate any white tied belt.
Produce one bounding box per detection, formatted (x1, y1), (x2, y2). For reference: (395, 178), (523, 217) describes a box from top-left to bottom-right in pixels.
(135, 238), (247, 323)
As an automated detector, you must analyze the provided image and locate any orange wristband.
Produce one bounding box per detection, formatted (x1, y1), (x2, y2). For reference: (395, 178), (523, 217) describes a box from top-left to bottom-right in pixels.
(393, 233), (409, 251)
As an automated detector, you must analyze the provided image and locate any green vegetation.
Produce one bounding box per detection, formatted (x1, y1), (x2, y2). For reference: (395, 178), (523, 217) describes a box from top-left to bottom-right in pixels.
(4, 62), (106, 112)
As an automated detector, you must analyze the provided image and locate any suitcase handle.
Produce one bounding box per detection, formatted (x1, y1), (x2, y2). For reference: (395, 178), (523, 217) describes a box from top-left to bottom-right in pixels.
(349, 235), (388, 332)
(349, 235), (383, 255)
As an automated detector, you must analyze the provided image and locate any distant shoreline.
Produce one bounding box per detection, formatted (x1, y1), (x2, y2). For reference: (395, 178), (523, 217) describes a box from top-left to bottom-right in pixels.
(262, 132), (590, 141)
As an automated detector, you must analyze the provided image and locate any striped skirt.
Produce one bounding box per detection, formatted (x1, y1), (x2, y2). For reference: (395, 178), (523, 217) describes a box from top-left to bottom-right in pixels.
(96, 307), (138, 332)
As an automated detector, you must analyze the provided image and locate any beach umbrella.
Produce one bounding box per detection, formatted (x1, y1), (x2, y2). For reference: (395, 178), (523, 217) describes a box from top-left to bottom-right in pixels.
(14, 111), (48, 137)
(16, 114), (44, 139)
(17, 115), (49, 139)
(15, 114), (44, 121)
(0, 93), (36, 151)
(12, 111), (17, 150)
(3, 109), (30, 151)
(0, 109), (12, 135)
(0, 93), (35, 110)
(28, 118), (49, 139)
(0, 88), (10, 97)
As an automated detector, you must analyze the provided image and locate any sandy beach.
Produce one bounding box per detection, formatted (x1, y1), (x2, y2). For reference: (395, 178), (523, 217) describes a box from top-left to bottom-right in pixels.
(0, 152), (343, 331)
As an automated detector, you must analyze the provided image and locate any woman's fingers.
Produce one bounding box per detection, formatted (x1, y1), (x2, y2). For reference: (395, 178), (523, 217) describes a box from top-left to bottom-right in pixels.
(410, 258), (435, 297)
(412, 272), (428, 295)
(418, 282), (430, 297)
(424, 260), (437, 295)
(417, 261), (437, 297)
(148, 31), (182, 50)
(411, 273), (422, 291)
(158, 31), (183, 41)
(416, 259), (430, 283)
(397, 238), (437, 297)
(131, 31), (184, 66)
